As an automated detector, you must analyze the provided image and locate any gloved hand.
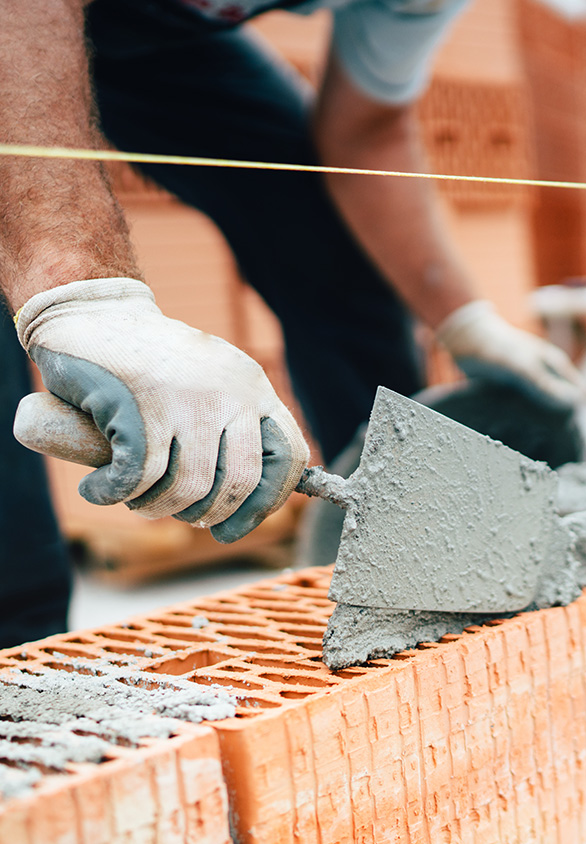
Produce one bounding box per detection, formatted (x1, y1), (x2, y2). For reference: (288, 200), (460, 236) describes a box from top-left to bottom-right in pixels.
(16, 278), (309, 542)
(437, 300), (586, 407)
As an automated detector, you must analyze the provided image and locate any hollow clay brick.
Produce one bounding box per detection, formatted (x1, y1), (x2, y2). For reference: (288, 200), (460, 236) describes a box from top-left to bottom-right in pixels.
(3, 568), (586, 843)
(0, 728), (230, 844)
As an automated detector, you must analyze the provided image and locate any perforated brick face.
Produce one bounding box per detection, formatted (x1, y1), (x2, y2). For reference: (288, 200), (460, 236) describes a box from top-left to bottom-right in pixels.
(2, 566), (586, 844)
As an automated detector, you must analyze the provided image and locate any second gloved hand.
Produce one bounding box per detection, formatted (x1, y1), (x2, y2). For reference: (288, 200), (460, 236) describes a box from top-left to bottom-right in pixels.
(437, 300), (586, 407)
(16, 278), (309, 542)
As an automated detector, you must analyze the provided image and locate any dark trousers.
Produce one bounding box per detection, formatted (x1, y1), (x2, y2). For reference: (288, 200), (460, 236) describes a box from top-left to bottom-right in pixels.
(0, 0), (423, 645)
(0, 305), (71, 648)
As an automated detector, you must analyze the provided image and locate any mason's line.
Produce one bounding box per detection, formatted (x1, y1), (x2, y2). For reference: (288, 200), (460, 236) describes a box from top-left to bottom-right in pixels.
(1, 142), (586, 191)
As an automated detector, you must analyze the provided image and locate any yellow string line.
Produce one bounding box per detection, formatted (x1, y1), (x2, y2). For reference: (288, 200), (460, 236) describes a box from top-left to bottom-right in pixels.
(1, 141), (586, 191)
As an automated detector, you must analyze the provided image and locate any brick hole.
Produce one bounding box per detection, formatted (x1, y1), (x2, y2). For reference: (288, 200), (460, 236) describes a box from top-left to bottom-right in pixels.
(279, 690), (312, 700)
(6, 735), (42, 746)
(192, 604), (250, 616)
(286, 588), (329, 599)
(489, 128), (512, 148)
(290, 576), (320, 588)
(147, 615), (205, 628)
(241, 592), (300, 604)
(219, 665), (249, 673)
(41, 647), (99, 659)
(71, 728), (124, 747)
(264, 614), (325, 626)
(0, 756), (58, 776)
(392, 651), (417, 660)
(148, 630), (216, 644)
(193, 675), (264, 691)
(94, 631), (159, 645)
(100, 645), (158, 657)
(417, 642), (441, 650)
(226, 643), (300, 656)
(259, 673), (330, 687)
(204, 615), (269, 628)
(43, 662), (86, 674)
(297, 642), (323, 652)
(439, 633), (462, 643)
(115, 676), (166, 692)
(61, 637), (95, 645)
(237, 697), (282, 709)
(434, 125), (459, 146)
(280, 627), (325, 638)
(246, 656), (322, 670)
(3, 651), (35, 661)
(220, 629), (285, 642)
(200, 596), (242, 614)
(147, 649), (231, 675)
(100, 659), (143, 669)
(301, 599), (333, 609)
(332, 669), (368, 679)
(161, 611), (196, 618)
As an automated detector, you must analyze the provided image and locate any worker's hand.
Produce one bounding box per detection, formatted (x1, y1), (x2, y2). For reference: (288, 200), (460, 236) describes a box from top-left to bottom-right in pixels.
(16, 278), (309, 542)
(437, 300), (586, 407)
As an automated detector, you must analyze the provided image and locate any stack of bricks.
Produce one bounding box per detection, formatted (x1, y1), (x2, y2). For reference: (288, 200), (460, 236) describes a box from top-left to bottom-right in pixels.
(516, 0), (586, 289)
(2, 566), (586, 842)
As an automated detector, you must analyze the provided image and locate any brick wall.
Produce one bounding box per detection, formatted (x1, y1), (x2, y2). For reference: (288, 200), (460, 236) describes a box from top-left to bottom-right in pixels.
(2, 566), (586, 842)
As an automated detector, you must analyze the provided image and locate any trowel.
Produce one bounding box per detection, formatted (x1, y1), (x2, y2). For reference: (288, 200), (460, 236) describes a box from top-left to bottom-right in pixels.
(14, 385), (559, 618)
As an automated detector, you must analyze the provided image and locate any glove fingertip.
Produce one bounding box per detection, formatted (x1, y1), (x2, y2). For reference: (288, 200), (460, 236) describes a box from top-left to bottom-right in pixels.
(78, 466), (127, 506)
(211, 515), (261, 544)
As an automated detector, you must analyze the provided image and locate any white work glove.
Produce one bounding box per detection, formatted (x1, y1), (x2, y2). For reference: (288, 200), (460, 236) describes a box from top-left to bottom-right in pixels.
(437, 300), (586, 407)
(16, 278), (309, 542)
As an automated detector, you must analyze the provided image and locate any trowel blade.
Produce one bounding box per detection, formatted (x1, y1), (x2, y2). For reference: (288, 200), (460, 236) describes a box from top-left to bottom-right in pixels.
(329, 386), (558, 614)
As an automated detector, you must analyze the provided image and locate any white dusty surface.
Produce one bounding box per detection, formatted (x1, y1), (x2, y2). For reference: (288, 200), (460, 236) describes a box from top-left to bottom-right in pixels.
(0, 660), (236, 799)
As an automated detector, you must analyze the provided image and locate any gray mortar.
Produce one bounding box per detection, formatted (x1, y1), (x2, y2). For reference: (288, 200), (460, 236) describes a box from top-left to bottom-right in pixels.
(322, 506), (586, 670)
(328, 388), (557, 615)
(303, 388), (586, 670)
(322, 604), (480, 670)
(0, 659), (236, 800)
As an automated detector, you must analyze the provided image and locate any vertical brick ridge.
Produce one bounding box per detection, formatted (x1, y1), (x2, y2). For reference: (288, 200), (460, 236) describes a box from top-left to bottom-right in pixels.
(526, 612), (558, 843)
(544, 608), (580, 842)
(567, 600), (586, 834)
(411, 660), (432, 844)
(347, 690), (376, 841)
(484, 623), (518, 843)
(540, 609), (565, 844)
(338, 704), (356, 842)
(305, 704), (325, 844)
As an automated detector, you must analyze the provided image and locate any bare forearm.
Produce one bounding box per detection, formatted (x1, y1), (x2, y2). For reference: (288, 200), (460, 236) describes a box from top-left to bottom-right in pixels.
(314, 61), (475, 328)
(0, 0), (142, 312)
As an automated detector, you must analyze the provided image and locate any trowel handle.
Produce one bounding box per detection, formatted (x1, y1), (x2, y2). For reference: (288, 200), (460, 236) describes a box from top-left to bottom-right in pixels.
(14, 393), (351, 508)
(14, 393), (112, 468)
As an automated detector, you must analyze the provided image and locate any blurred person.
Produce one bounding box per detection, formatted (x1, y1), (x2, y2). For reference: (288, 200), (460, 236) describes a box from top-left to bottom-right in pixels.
(0, 0), (583, 646)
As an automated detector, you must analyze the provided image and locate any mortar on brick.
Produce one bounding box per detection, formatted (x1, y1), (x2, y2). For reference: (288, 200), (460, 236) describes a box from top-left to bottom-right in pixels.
(0, 659), (236, 799)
